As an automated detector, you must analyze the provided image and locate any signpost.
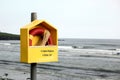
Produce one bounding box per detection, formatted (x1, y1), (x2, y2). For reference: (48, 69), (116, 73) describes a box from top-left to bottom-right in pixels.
(31, 12), (37, 80)
(20, 12), (58, 80)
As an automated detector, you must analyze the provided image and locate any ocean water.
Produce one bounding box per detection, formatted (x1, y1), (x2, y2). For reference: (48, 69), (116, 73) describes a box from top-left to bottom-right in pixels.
(0, 39), (120, 80)
(59, 38), (120, 50)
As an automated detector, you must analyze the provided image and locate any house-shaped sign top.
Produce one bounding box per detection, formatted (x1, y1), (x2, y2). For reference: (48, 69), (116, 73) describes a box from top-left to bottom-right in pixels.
(20, 20), (58, 63)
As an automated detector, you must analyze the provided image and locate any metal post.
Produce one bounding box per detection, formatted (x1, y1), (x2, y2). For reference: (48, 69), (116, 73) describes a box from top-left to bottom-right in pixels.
(30, 12), (37, 80)
(31, 63), (37, 80)
(31, 12), (37, 21)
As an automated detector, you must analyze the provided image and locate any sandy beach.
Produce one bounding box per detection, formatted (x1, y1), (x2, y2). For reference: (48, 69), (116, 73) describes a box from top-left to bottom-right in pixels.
(0, 48), (120, 80)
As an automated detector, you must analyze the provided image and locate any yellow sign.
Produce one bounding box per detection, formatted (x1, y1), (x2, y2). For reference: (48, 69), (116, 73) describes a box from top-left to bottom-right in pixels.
(20, 20), (58, 63)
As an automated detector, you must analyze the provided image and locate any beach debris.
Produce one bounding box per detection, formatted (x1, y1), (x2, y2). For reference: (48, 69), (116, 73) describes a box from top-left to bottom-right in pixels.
(0, 73), (14, 80)
(117, 52), (120, 55)
(26, 78), (30, 80)
(72, 46), (78, 48)
(4, 73), (8, 77)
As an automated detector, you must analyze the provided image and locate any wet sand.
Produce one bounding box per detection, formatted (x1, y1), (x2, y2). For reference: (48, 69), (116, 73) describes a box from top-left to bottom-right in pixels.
(0, 49), (120, 80)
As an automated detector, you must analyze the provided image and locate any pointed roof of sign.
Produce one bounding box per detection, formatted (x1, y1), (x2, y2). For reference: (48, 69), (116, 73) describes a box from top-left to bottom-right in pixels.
(21, 20), (57, 31)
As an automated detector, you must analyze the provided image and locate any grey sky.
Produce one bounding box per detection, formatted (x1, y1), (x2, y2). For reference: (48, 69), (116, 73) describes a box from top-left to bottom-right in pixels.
(0, 0), (120, 39)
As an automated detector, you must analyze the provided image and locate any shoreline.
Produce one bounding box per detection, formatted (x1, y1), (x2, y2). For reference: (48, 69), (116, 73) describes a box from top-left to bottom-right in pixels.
(0, 50), (120, 80)
(0, 40), (120, 80)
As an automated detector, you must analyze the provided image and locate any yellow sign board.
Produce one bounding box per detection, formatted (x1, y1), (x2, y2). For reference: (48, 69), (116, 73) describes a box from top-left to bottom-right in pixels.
(20, 20), (58, 63)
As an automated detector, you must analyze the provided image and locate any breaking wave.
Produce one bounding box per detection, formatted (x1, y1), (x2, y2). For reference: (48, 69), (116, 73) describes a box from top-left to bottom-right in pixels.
(0, 43), (11, 46)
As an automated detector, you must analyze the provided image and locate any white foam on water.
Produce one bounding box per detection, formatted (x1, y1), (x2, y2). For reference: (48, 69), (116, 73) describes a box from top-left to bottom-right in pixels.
(0, 43), (11, 46)
(58, 46), (120, 55)
(58, 46), (73, 49)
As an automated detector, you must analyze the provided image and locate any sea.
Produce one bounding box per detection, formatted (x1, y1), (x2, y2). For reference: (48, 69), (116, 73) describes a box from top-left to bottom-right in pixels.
(0, 39), (120, 80)
(59, 38), (120, 50)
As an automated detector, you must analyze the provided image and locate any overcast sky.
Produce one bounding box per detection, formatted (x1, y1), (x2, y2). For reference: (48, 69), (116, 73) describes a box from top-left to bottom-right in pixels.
(0, 0), (120, 39)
